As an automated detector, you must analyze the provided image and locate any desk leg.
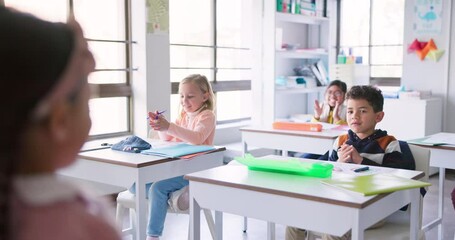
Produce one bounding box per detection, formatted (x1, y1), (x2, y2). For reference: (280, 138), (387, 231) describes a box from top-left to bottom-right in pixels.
(437, 167), (445, 240)
(242, 138), (247, 157)
(422, 166), (444, 235)
(242, 139), (248, 233)
(410, 188), (420, 240)
(267, 222), (276, 240)
(135, 176), (147, 240)
(190, 193), (201, 240)
(215, 211), (223, 240)
(351, 213), (364, 240)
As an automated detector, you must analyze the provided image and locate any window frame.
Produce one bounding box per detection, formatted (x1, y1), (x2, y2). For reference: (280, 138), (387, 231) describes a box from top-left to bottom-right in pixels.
(169, 0), (252, 124)
(336, 0), (404, 86)
(2, 0), (135, 138)
(84, 0), (134, 139)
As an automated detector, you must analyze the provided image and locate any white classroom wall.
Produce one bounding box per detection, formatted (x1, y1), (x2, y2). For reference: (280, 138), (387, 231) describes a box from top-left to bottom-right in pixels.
(131, 0), (262, 144)
(447, 1), (455, 133)
(131, 0), (148, 139)
(402, 0), (454, 133)
(131, 0), (171, 140)
(131, 0), (455, 143)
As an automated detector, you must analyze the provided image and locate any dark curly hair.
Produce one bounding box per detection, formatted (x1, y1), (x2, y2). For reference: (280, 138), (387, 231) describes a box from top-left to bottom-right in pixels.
(346, 85), (384, 112)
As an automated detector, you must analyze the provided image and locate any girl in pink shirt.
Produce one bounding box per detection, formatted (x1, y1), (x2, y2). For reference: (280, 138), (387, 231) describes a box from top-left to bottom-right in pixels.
(146, 74), (216, 240)
(0, 8), (121, 240)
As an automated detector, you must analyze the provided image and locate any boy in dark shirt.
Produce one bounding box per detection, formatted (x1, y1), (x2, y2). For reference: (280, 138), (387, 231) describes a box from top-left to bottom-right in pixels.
(328, 85), (413, 170)
(286, 85), (414, 240)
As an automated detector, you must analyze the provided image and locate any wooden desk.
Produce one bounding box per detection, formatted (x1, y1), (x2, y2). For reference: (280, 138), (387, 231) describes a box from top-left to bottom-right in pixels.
(410, 139), (455, 240)
(186, 156), (424, 240)
(240, 126), (345, 157)
(60, 145), (225, 240)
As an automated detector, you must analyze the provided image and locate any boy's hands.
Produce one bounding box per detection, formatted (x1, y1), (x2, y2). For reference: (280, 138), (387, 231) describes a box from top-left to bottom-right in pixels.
(337, 144), (363, 164)
(313, 100), (323, 120)
(148, 111), (170, 131)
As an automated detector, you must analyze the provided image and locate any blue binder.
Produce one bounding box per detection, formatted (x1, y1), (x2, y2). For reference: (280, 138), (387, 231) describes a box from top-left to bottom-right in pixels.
(141, 143), (215, 158)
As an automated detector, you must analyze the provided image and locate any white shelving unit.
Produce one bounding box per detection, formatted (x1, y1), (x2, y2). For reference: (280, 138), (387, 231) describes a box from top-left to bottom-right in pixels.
(329, 64), (370, 89)
(275, 86), (326, 95)
(261, 1), (336, 126)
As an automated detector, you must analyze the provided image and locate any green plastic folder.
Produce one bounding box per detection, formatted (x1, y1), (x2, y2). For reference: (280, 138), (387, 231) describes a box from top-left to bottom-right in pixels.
(234, 154), (333, 178)
(321, 174), (431, 196)
(141, 143), (215, 158)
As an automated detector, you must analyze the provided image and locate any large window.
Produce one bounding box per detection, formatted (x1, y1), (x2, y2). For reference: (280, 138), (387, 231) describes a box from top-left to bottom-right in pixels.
(339, 0), (405, 86)
(169, 0), (253, 124)
(4, 0), (133, 138)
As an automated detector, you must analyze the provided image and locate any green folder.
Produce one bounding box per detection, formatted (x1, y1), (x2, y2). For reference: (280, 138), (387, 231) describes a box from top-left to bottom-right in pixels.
(235, 154), (333, 178)
(321, 174), (431, 196)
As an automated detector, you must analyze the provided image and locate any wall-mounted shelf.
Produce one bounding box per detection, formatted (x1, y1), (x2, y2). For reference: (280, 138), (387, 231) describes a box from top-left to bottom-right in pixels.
(276, 12), (329, 25)
(276, 50), (328, 59)
(275, 86), (326, 95)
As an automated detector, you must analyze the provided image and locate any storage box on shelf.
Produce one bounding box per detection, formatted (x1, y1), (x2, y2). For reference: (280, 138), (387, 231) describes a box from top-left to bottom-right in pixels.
(329, 64), (370, 88)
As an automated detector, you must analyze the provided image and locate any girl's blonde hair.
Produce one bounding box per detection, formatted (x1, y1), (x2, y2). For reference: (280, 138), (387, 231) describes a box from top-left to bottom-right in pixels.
(178, 74), (215, 118)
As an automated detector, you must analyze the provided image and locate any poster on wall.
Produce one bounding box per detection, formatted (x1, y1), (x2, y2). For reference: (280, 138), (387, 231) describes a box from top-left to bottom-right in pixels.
(413, 0), (443, 35)
(146, 0), (169, 35)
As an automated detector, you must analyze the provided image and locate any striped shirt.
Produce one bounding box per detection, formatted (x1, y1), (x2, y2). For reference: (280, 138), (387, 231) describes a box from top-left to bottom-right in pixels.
(329, 129), (414, 170)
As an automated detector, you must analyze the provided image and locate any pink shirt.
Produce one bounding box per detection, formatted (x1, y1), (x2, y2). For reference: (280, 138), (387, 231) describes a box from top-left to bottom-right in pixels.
(11, 174), (121, 240)
(158, 109), (215, 145)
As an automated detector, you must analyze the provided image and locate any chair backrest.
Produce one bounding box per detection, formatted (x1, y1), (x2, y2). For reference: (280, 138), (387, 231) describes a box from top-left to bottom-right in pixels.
(408, 144), (431, 240)
(408, 144), (431, 183)
(359, 144), (431, 240)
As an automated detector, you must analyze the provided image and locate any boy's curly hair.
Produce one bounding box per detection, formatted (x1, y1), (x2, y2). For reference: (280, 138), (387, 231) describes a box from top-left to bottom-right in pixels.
(346, 85), (384, 112)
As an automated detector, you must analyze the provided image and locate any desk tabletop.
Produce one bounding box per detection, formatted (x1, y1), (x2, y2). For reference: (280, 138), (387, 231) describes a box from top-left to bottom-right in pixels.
(186, 155), (424, 209)
(78, 145), (226, 168)
(409, 144), (455, 151)
(240, 125), (345, 139)
(408, 132), (455, 150)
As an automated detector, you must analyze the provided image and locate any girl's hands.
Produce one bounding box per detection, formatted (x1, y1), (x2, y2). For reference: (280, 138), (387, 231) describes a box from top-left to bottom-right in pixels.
(313, 100), (323, 120)
(337, 144), (362, 164)
(148, 111), (170, 131)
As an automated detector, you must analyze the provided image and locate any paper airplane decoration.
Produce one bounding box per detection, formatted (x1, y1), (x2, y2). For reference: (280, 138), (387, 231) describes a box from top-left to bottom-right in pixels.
(407, 38), (444, 62)
(426, 49), (445, 61)
(407, 39), (423, 53)
(419, 41), (428, 49)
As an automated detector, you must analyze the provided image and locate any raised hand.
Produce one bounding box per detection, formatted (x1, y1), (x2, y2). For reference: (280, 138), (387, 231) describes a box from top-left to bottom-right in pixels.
(333, 101), (341, 122)
(314, 100), (323, 120)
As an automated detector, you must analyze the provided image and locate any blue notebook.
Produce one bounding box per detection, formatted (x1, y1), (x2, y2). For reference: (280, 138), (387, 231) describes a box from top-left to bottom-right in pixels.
(141, 143), (215, 158)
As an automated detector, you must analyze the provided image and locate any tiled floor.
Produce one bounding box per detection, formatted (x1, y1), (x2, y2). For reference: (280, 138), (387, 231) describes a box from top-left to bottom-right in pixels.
(121, 170), (455, 240)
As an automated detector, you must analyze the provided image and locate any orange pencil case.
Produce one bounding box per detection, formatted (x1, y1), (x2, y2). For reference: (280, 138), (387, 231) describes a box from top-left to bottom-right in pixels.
(272, 121), (323, 132)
